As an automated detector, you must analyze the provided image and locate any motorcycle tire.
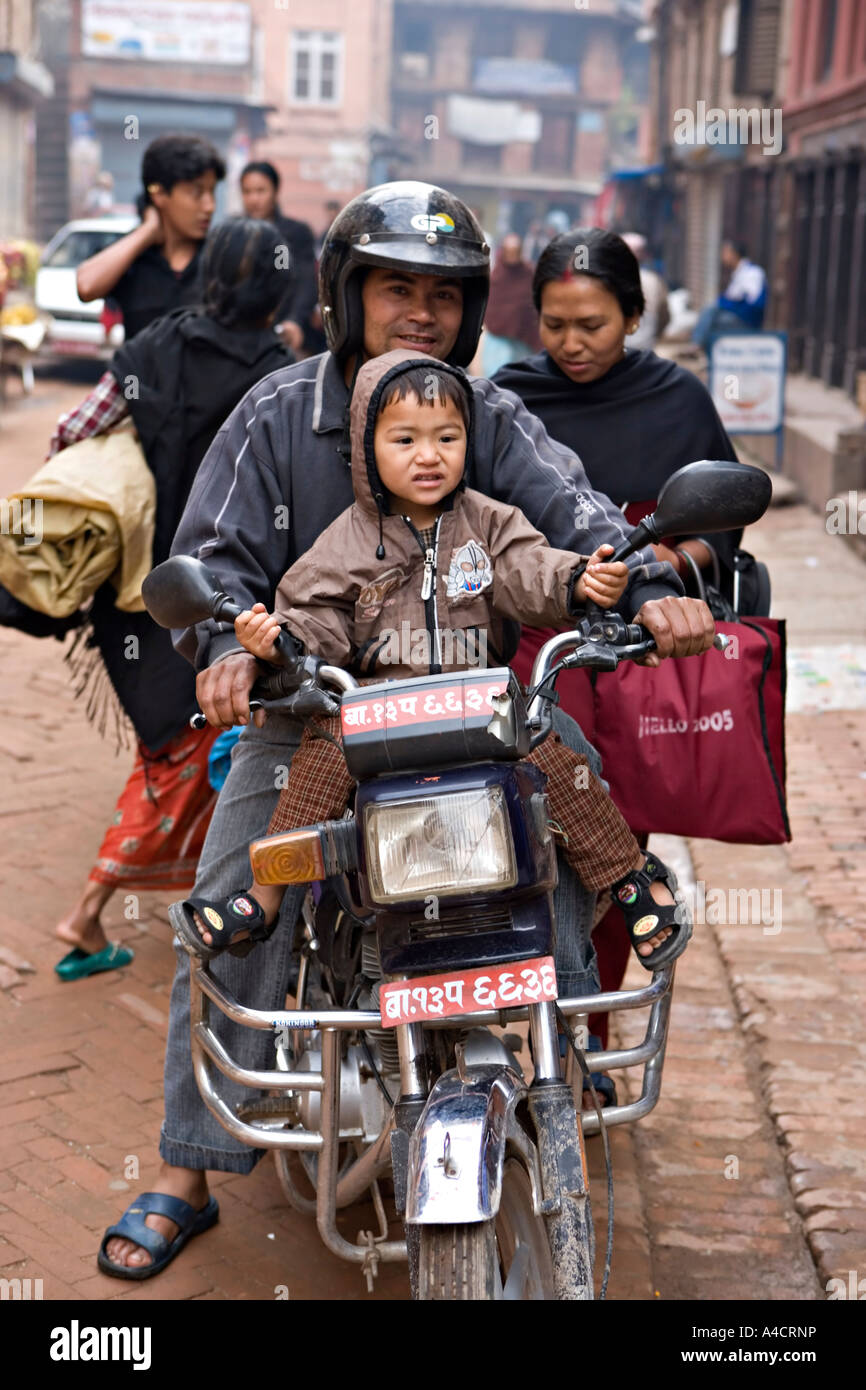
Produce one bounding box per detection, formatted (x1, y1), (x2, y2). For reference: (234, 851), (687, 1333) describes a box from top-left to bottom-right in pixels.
(417, 1158), (557, 1300)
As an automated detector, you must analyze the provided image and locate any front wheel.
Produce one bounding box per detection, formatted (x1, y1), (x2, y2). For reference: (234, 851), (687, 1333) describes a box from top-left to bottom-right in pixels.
(417, 1158), (557, 1300)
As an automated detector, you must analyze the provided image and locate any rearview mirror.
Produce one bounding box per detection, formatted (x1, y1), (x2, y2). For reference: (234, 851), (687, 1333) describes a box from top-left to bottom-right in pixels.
(609, 461), (772, 563)
(142, 555), (236, 630)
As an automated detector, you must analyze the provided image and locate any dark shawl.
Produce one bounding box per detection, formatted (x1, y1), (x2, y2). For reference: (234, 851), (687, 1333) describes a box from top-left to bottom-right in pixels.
(85, 309), (290, 752)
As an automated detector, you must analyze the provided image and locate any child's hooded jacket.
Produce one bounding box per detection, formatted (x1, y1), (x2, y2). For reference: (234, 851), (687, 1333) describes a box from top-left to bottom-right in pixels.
(274, 350), (588, 680)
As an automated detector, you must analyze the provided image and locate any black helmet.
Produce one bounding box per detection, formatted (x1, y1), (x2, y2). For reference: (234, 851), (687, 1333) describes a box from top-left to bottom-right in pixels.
(318, 181), (490, 368)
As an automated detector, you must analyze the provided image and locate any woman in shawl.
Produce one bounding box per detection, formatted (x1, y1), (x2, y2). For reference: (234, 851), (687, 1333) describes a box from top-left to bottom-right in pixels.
(480, 233), (541, 377)
(48, 217), (291, 979)
(493, 227), (740, 588)
(493, 228), (741, 1054)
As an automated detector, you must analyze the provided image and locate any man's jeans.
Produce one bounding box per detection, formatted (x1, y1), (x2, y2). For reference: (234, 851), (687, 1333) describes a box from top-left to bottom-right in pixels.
(691, 305), (754, 353)
(160, 707), (602, 1173)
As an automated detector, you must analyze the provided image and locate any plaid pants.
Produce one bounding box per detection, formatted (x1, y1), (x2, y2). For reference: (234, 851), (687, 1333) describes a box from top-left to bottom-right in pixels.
(266, 716), (637, 892)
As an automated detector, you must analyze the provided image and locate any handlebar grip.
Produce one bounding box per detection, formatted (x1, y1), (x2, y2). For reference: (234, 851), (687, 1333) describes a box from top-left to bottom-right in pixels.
(190, 699), (263, 730)
(624, 626), (729, 653)
(252, 667), (303, 701)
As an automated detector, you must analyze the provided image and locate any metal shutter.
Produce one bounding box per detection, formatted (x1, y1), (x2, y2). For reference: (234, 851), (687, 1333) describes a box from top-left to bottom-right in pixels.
(734, 0), (782, 97)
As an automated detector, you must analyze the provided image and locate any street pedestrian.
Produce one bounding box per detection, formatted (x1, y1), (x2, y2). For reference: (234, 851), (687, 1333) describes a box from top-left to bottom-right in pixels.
(620, 232), (670, 350)
(83, 171), (115, 215)
(239, 160), (317, 355)
(48, 218), (291, 981)
(76, 134), (225, 342)
(97, 180), (714, 1280)
(691, 239), (768, 351)
(493, 226), (744, 1050)
(480, 232), (540, 376)
(317, 198), (342, 257)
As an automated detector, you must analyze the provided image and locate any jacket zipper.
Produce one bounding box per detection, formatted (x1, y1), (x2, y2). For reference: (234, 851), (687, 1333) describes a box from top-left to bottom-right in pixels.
(405, 514), (442, 673)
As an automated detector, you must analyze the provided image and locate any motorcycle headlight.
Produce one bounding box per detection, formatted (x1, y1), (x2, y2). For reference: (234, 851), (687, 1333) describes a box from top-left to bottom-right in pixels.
(363, 787), (517, 904)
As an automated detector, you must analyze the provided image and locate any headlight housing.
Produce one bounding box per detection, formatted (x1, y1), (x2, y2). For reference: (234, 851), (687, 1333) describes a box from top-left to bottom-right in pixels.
(363, 787), (517, 904)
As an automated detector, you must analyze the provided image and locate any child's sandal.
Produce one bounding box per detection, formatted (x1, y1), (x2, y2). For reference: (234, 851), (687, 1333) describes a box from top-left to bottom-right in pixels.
(169, 893), (276, 963)
(609, 853), (692, 972)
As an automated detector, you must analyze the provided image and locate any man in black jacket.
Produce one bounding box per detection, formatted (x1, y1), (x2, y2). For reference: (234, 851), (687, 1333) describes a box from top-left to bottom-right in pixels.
(98, 181), (714, 1279)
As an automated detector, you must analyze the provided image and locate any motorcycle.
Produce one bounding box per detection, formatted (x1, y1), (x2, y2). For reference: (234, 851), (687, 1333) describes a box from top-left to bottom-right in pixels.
(143, 460), (771, 1300)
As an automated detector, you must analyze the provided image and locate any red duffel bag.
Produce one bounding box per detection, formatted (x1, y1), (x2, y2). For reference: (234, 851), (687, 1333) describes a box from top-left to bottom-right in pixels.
(513, 619), (790, 845)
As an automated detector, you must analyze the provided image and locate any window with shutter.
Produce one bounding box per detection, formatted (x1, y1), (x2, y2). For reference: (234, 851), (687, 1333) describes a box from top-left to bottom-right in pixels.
(734, 0), (782, 97)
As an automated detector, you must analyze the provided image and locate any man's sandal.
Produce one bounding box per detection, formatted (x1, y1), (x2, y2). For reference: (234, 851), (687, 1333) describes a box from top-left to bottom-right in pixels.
(169, 893), (275, 963)
(609, 852), (692, 972)
(97, 1192), (219, 1281)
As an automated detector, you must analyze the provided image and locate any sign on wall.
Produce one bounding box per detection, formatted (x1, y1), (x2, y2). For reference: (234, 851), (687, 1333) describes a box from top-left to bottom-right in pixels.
(81, 0), (251, 66)
(709, 332), (786, 433)
(709, 331), (786, 468)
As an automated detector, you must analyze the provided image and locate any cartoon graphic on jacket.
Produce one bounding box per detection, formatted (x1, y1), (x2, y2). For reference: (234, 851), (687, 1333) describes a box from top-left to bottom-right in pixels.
(274, 350), (590, 678)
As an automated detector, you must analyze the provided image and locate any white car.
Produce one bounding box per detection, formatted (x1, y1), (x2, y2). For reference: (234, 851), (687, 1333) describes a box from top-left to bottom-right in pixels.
(35, 216), (137, 359)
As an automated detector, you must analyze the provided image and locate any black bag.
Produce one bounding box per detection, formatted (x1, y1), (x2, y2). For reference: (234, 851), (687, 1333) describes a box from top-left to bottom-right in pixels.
(676, 543), (771, 621)
(0, 581), (84, 639)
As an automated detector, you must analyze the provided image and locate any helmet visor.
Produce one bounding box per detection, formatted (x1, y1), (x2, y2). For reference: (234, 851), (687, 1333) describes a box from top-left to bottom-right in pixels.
(350, 230), (489, 276)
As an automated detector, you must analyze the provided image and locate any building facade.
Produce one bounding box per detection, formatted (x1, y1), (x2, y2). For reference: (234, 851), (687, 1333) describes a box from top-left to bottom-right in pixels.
(772, 0), (866, 397)
(34, 0), (269, 240)
(249, 0), (391, 235)
(248, 0), (647, 245)
(0, 0), (53, 237)
(649, 0), (866, 404)
(388, 0), (647, 242)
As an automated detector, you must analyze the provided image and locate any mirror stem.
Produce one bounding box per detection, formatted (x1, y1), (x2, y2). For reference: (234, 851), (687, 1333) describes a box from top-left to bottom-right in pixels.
(608, 516), (658, 565)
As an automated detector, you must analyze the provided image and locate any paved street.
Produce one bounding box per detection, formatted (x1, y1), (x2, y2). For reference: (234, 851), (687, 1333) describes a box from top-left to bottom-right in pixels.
(0, 378), (863, 1301)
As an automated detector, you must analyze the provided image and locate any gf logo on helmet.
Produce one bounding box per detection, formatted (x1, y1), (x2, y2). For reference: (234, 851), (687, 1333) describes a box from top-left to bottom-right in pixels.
(410, 212), (455, 234)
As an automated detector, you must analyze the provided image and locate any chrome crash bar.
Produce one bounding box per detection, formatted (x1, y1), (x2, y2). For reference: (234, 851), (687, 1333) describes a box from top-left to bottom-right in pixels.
(189, 958), (675, 1146)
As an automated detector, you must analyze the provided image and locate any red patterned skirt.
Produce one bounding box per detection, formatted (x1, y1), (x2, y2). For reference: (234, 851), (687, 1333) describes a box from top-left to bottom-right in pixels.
(89, 724), (221, 891)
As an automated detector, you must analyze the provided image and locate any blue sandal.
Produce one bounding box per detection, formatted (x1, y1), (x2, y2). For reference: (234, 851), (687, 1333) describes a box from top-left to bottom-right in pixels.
(97, 1192), (219, 1280)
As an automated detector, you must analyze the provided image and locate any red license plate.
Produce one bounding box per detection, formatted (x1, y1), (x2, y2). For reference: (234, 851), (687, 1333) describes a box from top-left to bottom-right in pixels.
(341, 677), (505, 736)
(379, 955), (557, 1029)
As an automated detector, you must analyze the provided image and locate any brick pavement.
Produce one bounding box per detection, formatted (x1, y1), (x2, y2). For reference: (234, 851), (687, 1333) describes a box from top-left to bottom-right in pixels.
(0, 381), (863, 1302)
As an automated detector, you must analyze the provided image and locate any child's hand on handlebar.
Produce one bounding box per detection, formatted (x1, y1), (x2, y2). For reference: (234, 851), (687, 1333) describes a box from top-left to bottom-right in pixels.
(575, 544), (629, 607)
(235, 603), (283, 662)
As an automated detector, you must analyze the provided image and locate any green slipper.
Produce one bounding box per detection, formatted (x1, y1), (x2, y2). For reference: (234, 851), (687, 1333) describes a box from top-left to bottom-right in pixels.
(55, 942), (134, 981)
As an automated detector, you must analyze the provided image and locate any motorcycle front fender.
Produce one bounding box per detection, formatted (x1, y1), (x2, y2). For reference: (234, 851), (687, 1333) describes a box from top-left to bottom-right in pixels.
(405, 1060), (543, 1225)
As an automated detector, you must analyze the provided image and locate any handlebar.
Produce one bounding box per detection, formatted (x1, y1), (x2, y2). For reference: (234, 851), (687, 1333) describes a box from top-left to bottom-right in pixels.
(189, 620), (729, 731)
(526, 618), (730, 727)
(188, 657), (359, 730)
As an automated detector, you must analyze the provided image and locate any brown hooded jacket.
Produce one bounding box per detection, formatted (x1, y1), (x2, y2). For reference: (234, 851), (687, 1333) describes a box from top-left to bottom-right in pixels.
(274, 350), (590, 680)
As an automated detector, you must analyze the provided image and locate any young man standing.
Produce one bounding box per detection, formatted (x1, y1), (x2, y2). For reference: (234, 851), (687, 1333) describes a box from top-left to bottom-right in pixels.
(76, 134), (225, 342)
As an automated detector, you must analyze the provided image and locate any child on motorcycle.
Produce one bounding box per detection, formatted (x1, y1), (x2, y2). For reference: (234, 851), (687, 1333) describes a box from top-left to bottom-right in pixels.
(179, 350), (689, 972)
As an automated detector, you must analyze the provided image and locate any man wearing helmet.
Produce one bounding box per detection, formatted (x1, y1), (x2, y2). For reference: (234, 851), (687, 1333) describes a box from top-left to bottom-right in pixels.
(99, 182), (713, 1278)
